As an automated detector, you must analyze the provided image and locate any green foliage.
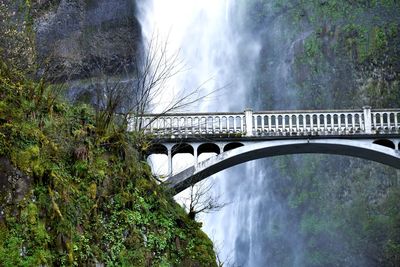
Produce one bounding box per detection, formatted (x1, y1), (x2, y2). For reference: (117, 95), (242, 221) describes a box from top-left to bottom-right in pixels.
(269, 155), (400, 266)
(0, 1), (36, 71)
(246, 0), (400, 109)
(0, 62), (216, 266)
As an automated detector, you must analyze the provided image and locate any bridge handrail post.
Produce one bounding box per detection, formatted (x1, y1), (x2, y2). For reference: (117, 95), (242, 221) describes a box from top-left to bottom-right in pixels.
(363, 106), (372, 134)
(244, 108), (253, 136)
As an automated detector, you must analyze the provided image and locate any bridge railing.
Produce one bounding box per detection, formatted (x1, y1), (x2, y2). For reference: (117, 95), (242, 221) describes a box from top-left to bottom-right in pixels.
(132, 112), (246, 136)
(252, 109), (364, 135)
(371, 109), (400, 132)
(131, 107), (400, 137)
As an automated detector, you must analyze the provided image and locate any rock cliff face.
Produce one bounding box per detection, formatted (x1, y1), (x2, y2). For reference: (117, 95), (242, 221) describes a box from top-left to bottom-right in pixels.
(0, 157), (32, 209)
(34, 0), (141, 82)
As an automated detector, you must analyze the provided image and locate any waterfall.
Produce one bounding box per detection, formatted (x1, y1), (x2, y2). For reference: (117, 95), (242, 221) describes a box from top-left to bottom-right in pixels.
(136, 1), (281, 266)
(137, 1), (260, 113)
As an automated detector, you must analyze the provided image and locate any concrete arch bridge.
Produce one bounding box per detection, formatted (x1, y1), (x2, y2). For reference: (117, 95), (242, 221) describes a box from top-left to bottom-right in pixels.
(131, 107), (400, 194)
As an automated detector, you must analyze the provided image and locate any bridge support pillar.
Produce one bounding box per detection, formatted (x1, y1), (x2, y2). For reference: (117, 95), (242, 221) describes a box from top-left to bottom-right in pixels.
(245, 108), (253, 136)
(363, 106), (372, 134)
(167, 148), (173, 177)
(194, 148), (198, 166)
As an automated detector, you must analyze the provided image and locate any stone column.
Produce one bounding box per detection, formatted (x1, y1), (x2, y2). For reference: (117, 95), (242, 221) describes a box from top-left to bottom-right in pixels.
(363, 106), (372, 134)
(167, 148), (173, 177)
(244, 108), (253, 136)
(193, 144), (198, 166)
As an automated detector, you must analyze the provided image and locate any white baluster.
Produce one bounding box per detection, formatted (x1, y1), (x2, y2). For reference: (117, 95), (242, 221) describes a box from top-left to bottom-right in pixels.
(268, 115), (272, 133)
(261, 115), (265, 133)
(300, 114), (304, 133)
(386, 112), (390, 130)
(184, 117), (188, 135)
(254, 115), (258, 134)
(198, 117), (201, 133)
(334, 114), (338, 132)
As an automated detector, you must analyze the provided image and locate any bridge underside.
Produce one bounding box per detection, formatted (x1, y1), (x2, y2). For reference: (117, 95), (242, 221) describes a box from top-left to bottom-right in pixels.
(162, 138), (400, 194)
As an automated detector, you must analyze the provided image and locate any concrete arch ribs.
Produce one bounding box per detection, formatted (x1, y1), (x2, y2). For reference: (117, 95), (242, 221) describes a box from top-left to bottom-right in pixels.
(165, 139), (400, 194)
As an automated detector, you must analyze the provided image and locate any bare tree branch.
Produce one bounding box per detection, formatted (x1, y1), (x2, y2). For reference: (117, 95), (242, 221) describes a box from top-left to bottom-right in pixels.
(180, 180), (228, 220)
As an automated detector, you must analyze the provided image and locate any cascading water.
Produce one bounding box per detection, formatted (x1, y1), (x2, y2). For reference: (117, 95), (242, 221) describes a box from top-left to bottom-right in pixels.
(137, 1), (263, 265)
(137, 1), (309, 266)
(137, 1), (260, 113)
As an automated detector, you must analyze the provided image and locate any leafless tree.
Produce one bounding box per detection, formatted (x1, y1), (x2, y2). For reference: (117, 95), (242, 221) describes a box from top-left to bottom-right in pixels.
(211, 234), (239, 267)
(130, 32), (223, 131)
(81, 29), (222, 134)
(215, 248), (232, 267)
(181, 180), (228, 220)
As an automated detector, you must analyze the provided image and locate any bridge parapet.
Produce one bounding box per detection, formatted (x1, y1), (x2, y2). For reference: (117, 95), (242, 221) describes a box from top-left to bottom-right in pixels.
(131, 107), (400, 138)
(371, 108), (400, 133)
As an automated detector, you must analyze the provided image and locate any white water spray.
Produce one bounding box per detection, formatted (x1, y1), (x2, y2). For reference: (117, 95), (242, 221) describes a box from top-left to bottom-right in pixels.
(137, 1), (261, 264)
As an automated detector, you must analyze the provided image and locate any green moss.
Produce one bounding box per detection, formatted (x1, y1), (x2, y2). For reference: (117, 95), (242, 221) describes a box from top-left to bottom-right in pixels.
(0, 60), (217, 266)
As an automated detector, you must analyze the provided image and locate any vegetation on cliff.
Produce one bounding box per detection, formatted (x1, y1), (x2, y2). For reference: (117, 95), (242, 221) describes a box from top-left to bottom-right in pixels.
(0, 2), (216, 266)
(247, 0), (400, 109)
(238, 1), (400, 266)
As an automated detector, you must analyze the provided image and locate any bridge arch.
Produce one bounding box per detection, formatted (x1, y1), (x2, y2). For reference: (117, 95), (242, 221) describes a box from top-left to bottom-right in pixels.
(198, 143), (220, 156)
(172, 143), (194, 156)
(223, 142), (244, 152)
(373, 139), (396, 149)
(146, 143), (168, 156)
(166, 139), (400, 194)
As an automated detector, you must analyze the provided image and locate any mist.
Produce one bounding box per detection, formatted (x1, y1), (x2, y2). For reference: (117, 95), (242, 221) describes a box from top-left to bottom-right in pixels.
(137, 1), (400, 266)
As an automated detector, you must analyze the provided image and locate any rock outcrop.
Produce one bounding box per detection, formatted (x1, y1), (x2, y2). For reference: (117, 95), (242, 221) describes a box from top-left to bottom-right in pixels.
(34, 0), (141, 82)
(0, 157), (32, 221)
